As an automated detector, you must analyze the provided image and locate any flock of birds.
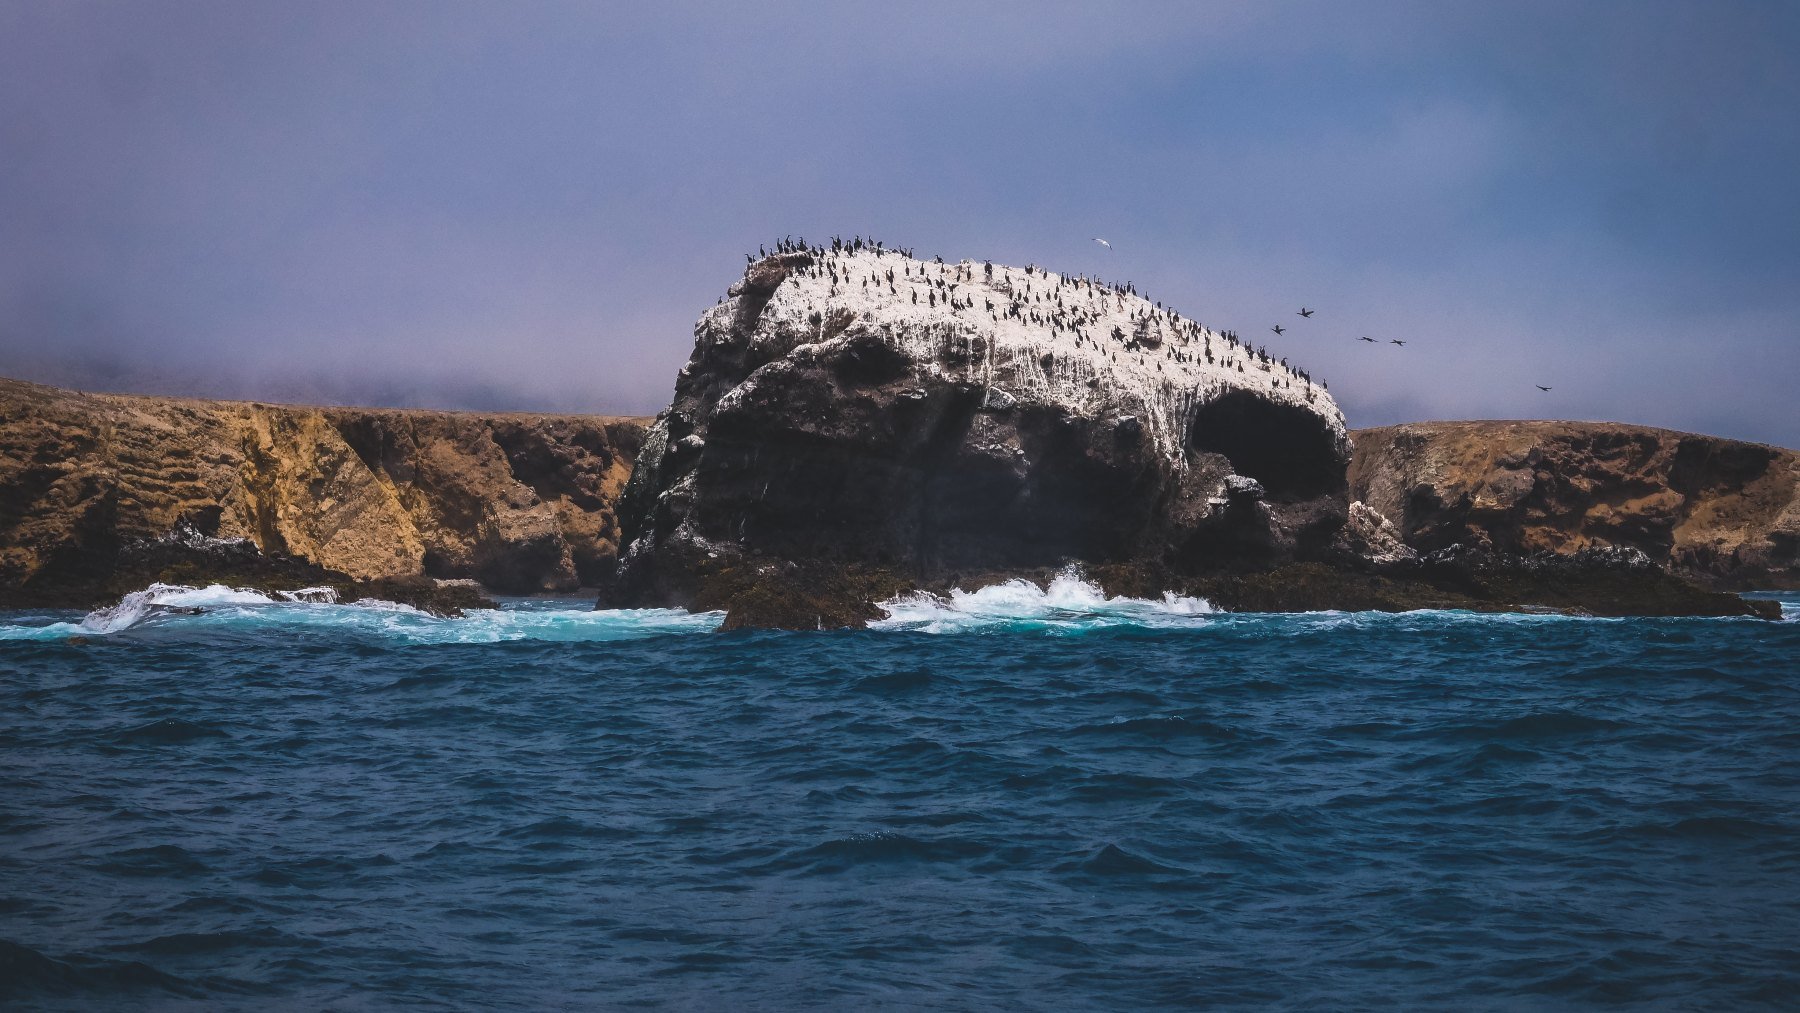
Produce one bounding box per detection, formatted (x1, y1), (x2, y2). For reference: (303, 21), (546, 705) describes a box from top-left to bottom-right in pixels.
(1092, 237), (1553, 394)
(1268, 310), (1404, 347)
(745, 234), (1333, 403)
(737, 235), (1555, 400)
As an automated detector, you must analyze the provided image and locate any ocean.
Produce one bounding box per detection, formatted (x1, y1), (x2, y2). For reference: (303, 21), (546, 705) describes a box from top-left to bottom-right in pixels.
(3, 576), (1798, 1009)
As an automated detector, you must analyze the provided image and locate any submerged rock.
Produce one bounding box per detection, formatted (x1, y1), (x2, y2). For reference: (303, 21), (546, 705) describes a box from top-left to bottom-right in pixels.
(607, 247), (1351, 615)
(1174, 555), (1775, 619)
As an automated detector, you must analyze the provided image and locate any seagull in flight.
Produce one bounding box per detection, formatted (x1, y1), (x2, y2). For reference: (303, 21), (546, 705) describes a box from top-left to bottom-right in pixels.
(1357, 336), (1376, 343)
(1297, 307), (1314, 318)
(1536, 385), (1552, 392)
(1271, 324), (1286, 336)
(1389, 339), (1406, 346)
(1092, 238), (1112, 250)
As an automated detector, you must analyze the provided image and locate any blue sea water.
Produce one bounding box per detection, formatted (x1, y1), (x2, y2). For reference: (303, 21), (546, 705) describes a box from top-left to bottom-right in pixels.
(2, 577), (1798, 1009)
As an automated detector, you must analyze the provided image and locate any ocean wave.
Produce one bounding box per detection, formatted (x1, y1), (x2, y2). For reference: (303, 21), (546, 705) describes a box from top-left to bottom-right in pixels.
(4, 578), (1792, 644)
(81, 583), (338, 634)
(0, 583), (721, 643)
(871, 567), (1215, 634)
(0, 938), (202, 1001)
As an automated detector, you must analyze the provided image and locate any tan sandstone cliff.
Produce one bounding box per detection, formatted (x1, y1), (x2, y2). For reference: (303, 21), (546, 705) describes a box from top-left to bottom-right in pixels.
(0, 377), (648, 602)
(1349, 421), (1800, 589)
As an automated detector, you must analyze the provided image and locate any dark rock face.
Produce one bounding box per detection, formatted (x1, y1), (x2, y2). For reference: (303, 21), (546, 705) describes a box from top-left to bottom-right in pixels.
(607, 249), (1351, 613)
(1174, 556), (1777, 620)
(1349, 421), (1800, 589)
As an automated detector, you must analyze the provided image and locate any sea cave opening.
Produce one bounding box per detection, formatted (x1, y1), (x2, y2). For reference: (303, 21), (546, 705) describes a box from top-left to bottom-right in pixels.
(1187, 391), (1345, 499)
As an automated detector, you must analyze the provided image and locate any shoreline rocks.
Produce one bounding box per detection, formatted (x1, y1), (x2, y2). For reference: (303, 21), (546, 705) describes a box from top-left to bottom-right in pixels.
(20, 519), (494, 616)
(4, 290), (1794, 625)
(1349, 421), (1800, 591)
(0, 376), (648, 607)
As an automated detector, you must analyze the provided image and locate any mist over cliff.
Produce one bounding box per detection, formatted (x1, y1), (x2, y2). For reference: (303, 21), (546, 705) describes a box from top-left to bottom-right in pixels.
(4, 6), (1797, 447)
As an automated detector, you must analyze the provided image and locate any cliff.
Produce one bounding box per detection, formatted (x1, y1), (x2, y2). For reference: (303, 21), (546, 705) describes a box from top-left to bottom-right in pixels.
(1349, 421), (1800, 589)
(608, 242), (1351, 612)
(0, 377), (648, 607)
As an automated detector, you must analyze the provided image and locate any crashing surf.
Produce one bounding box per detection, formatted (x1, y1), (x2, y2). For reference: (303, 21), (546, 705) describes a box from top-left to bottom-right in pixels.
(0, 583), (720, 644)
(871, 567), (1216, 634)
(2, 574), (1790, 645)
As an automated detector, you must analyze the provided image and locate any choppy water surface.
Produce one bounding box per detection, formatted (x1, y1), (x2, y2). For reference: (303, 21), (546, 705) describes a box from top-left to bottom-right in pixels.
(3, 580), (1798, 1009)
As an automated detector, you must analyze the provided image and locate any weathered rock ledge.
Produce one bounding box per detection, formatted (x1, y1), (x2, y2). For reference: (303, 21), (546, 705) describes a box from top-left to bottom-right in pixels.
(1350, 421), (1799, 591)
(0, 376), (648, 610)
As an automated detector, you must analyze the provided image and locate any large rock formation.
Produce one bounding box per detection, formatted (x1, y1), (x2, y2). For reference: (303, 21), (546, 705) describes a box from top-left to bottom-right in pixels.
(1350, 421), (1800, 589)
(607, 244), (1350, 609)
(0, 377), (648, 606)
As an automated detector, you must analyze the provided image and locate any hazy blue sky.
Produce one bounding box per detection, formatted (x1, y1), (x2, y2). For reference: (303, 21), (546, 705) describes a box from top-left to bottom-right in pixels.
(2, 2), (1797, 446)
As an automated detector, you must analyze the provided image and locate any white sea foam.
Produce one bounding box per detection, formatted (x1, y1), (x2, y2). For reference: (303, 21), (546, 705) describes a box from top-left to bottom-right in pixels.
(1, 580), (1786, 643)
(0, 583), (722, 643)
(871, 567), (1216, 634)
(78, 583), (301, 634)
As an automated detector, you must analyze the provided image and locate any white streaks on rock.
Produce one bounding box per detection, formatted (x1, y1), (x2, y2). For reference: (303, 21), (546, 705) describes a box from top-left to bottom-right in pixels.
(702, 248), (1346, 462)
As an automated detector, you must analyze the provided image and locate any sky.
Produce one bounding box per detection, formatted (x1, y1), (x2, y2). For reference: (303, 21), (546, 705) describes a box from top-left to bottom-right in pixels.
(2, 1), (1797, 446)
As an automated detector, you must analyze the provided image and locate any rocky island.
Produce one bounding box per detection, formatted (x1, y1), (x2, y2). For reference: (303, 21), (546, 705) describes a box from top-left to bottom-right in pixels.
(2, 247), (1793, 624)
(605, 242), (1347, 622)
(601, 242), (1787, 625)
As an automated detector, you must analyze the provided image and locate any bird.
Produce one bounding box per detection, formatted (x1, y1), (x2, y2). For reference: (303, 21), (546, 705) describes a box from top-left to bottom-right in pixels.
(1357, 336), (1376, 343)
(1298, 307), (1314, 318)
(1536, 385), (1552, 392)
(1271, 324), (1286, 336)
(1389, 339), (1406, 346)
(1092, 238), (1112, 250)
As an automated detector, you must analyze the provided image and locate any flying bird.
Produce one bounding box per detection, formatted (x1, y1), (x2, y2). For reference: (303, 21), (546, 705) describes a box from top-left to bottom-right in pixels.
(1389, 339), (1406, 346)
(1357, 336), (1376, 342)
(1092, 238), (1112, 250)
(1536, 385), (1552, 392)
(1271, 324), (1285, 336)
(1298, 307), (1314, 318)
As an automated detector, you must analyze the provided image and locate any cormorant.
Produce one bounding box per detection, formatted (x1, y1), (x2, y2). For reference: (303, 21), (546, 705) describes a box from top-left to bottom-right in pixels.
(1271, 324), (1285, 336)
(1389, 339), (1406, 346)
(1536, 385), (1552, 392)
(1298, 307), (1314, 318)
(1357, 336), (1375, 342)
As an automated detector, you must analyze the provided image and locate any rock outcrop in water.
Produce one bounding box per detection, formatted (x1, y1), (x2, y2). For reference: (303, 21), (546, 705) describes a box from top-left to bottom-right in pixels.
(606, 244), (1351, 618)
(6, 288), (1789, 623)
(0, 377), (648, 607)
(1349, 421), (1800, 590)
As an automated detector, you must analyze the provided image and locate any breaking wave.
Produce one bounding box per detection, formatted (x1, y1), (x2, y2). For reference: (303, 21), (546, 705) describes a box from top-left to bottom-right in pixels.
(872, 567), (1215, 634)
(0, 583), (721, 644)
(2, 578), (1790, 645)
(79, 583), (339, 634)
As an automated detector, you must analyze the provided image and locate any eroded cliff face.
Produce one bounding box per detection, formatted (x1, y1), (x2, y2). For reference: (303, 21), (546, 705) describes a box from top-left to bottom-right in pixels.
(1349, 421), (1800, 589)
(608, 246), (1351, 607)
(0, 377), (647, 604)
